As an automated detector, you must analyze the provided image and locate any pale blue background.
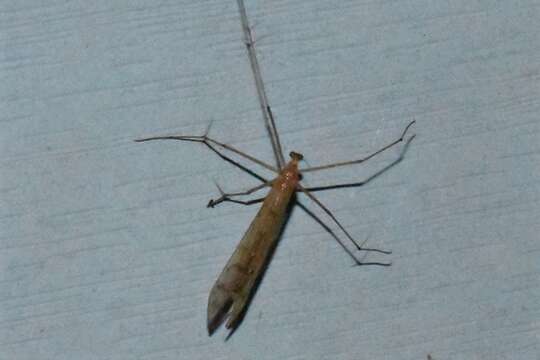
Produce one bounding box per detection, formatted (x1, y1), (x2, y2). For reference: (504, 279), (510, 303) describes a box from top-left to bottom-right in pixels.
(1, 1), (539, 359)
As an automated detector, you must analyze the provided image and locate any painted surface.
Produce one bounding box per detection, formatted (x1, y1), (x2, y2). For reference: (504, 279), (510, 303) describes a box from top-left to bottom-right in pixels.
(1, 1), (539, 359)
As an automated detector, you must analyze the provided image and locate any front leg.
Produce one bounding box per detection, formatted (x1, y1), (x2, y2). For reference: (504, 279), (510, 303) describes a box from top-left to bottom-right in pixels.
(207, 182), (269, 208)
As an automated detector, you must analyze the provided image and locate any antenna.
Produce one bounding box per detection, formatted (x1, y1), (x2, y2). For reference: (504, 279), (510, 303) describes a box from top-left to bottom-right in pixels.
(237, 0), (286, 169)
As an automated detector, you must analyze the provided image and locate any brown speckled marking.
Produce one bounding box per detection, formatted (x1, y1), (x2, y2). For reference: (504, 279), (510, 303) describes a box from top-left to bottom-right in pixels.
(207, 156), (301, 334)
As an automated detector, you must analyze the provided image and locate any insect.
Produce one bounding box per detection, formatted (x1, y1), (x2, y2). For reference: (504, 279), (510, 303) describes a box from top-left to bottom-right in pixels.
(136, 0), (415, 336)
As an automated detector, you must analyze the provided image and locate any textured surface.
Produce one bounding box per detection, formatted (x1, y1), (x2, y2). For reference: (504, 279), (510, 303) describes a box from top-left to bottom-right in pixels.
(1, 1), (539, 359)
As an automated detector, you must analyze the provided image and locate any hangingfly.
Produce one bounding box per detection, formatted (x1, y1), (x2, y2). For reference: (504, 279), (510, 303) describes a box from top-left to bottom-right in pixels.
(136, 0), (415, 336)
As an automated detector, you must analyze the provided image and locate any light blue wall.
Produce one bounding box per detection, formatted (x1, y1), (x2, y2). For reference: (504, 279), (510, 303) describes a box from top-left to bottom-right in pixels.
(1, 1), (539, 359)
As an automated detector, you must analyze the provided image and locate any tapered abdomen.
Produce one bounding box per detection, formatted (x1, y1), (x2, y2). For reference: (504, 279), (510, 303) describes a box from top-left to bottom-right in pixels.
(207, 168), (298, 334)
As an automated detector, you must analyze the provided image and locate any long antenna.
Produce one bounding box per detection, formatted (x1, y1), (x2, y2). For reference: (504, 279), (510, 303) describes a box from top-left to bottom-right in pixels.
(236, 0), (286, 170)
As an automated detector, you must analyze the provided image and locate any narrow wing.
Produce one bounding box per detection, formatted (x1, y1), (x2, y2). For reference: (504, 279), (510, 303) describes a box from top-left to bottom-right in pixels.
(207, 189), (291, 334)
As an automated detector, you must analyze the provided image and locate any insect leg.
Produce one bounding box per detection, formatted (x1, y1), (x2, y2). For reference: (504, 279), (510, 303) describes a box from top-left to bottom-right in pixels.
(303, 180), (368, 192)
(135, 133), (278, 173)
(207, 182), (269, 208)
(301, 121), (415, 173)
(297, 184), (391, 265)
(296, 201), (390, 266)
(216, 196), (265, 207)
(301, 141), (413, 193)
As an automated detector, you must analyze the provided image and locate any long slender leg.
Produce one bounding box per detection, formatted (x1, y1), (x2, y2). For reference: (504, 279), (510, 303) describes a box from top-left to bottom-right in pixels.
(216, 196), (265, 207)
(207, 182), (269, 208)
(303, 181), (368, 192)
(297, 184), (391, 266)
(301, 121), (415, 173)
(303, 131), (416, 192)
(237, 0), (286, 169)
(136, 132), (272, 206)
(135, 133), (278, 173)
(296, 201), (366, 265)
(296, 201), (390, 266)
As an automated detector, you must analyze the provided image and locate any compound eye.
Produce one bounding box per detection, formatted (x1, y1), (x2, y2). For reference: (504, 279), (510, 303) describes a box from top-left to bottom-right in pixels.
(289, 151), (304, 161)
